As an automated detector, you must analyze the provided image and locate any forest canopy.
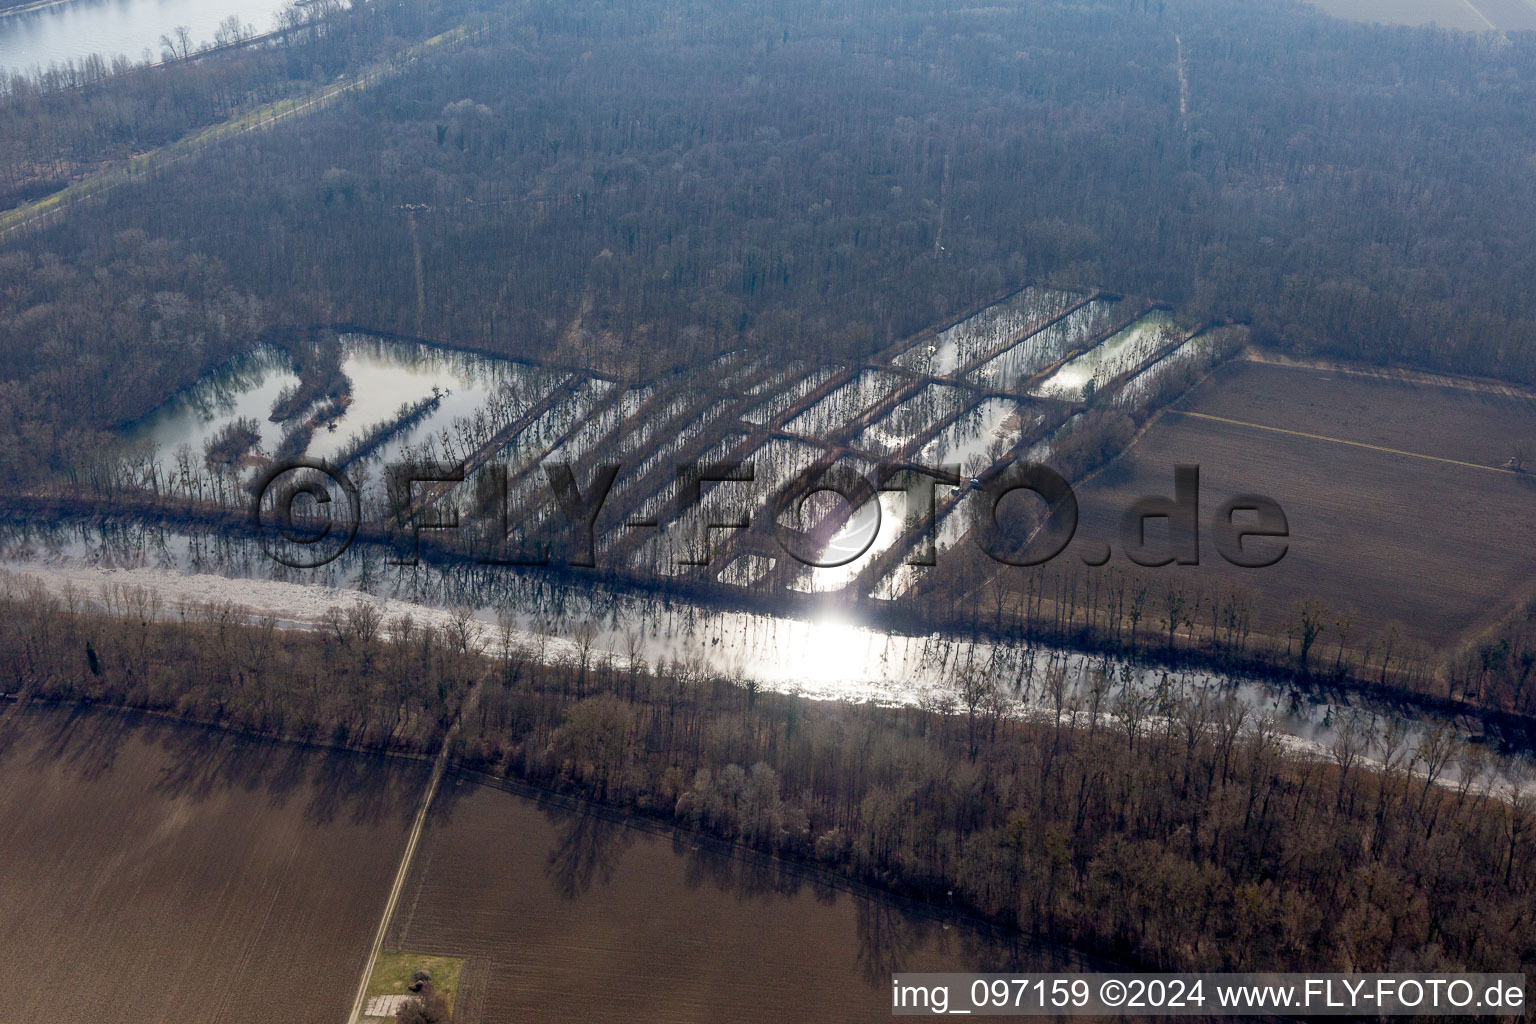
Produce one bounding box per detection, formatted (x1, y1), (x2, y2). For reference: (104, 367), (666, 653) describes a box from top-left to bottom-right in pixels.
(5, 0), (1536, 475)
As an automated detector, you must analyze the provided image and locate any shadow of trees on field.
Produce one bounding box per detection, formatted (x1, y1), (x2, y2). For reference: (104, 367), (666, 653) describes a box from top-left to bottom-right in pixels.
(0, 703), (151, 784)
(543, 807), (635, 899)
(419, 773), (646, 901)
(17, 704), (138, 782)
(423, 765), (473, 824)
(854, 890), (1083, 987)
(0, 704), (426, 830)
(385, 770), (1093, 997)
(854, 897), (932, 987)
(147, 718), (425, 829)
(295, 746), (427, 828)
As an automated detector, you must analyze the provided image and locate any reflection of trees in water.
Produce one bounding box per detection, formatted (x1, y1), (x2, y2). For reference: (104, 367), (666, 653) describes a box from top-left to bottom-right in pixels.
(3, 517), (1121, 713)
(543, 806), (634, 900)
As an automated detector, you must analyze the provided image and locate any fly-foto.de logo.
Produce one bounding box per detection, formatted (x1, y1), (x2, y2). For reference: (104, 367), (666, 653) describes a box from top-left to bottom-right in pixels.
(252, 459), (1288, 572)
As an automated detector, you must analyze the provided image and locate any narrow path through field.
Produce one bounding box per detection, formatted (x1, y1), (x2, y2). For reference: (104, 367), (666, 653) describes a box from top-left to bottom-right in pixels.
(1171, 409), (1524, 476)
(344, 721), (454, 1024)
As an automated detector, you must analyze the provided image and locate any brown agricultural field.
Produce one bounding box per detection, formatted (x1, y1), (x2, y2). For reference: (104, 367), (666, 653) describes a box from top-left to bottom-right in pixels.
(388, 774), (1074, 1023)
(1066, 356), (1536, 659)
(0, 704), (429, 1024)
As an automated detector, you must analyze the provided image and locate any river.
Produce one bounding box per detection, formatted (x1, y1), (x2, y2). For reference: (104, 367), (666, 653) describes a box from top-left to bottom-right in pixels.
(0, 0), (295, 75)
(2, 515), (1524, 792)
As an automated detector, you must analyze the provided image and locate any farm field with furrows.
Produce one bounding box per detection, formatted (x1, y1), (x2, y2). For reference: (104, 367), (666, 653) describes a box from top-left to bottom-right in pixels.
(385, 774), (1072, 1024)
(0, 705), (428, 1024)
(1062, 357), (1536, 658)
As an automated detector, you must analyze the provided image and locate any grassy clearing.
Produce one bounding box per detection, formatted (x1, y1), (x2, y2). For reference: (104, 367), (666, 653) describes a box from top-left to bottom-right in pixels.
(364, 951), (465, 1017)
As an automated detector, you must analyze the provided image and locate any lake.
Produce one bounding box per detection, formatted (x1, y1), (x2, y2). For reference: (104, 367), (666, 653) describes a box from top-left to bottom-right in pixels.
(0, 0), (296, 75)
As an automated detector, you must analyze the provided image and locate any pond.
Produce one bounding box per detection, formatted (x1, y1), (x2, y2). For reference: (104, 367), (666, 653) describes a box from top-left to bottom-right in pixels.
(126, 335), (566, 494)
(124, 345), (298, 482)
(1030, 311), (1176, 402)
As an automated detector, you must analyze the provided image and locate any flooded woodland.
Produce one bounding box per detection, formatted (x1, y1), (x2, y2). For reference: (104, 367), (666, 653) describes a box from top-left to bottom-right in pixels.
(3, 285), (1530, 787)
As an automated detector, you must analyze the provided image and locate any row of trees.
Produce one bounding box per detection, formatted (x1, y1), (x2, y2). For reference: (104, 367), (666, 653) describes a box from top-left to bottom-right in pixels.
(0, 574), (479, 750)
(455, 632), (1536, 973)
(5, 580), (1527, 974)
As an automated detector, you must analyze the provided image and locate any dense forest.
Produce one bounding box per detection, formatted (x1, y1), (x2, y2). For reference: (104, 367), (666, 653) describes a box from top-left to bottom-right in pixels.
(0, 233), (265, 482)
(0, 0), (474, 211)
(3, 579), (1531, 975)
(4, 0), (1536, 488)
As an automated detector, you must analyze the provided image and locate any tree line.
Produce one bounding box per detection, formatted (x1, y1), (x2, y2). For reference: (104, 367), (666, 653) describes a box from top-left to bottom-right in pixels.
(2, 578), (1531, 975)
(8, 0), (1536, 473)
